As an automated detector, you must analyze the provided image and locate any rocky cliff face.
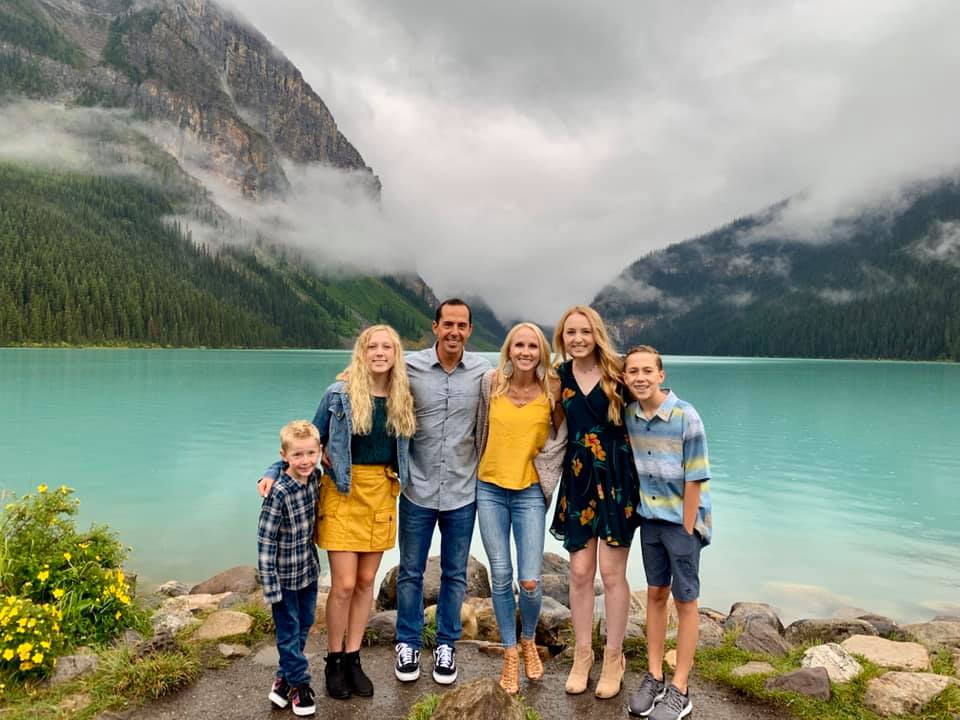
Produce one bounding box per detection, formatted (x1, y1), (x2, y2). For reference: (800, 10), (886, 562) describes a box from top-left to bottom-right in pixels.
(3, 0), (379, 198)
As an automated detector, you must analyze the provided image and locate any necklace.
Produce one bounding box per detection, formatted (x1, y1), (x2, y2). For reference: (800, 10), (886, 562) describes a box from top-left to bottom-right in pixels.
(508, 382), (540, 407)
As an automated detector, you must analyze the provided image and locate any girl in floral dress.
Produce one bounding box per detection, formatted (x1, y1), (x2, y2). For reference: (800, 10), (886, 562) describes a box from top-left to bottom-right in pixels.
(549, 305), (639, 700)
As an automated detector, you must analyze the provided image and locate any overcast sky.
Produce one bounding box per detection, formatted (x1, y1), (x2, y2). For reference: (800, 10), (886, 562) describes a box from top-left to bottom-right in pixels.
(222, 0), (960, 324)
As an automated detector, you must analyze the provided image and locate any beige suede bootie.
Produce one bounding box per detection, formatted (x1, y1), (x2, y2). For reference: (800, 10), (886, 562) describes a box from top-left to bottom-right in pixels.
(594, 646), (626, 699)
(499, 646), (520, 695)
(519, 637), (544, 680)
(564, 645), (595, 694)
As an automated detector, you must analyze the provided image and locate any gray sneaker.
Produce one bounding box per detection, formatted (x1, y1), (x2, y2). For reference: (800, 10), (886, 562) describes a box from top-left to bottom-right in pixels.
(627, 671), (666, 716)
(649, 684), (693, 720)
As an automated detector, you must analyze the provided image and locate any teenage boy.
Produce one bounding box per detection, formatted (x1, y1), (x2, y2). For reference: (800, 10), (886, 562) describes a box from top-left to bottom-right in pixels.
(258, 420), (322, 717)
(622, 346), (712, 720)
(393, 299), (490, 685)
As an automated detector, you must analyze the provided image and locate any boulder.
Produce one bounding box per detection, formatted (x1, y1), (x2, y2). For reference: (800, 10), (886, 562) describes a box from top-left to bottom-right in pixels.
(539, 552), (603, 605)
(135, 628), (177, 658)
(855, 613), (905, 640)
(864, 672), (958, 716)
(151, 604), (197, 635)
(45, 653), (98, 686)
(731, 661), (776, 677)
(725, 602), (784, 635)
(216, 592), (247, 609)
(801, 643), (863, 683)
(699, 614), (726, 648)
(765, 667), (831, 701)
(161, 593), (233, 615)
(218, 643), (251, 659)
(536, 595), (573, 648)
(252, 645), (280, 667)
(700, 607), (727, 624)
(902, 621), (960, 650)
(365, 610), (397, 644)
(192, 610), (254, 641)
(841, 634), (931, 671)
(112, 629), (144, 651)
(786, 618), (878, 645)
(462, 597), (499, 643)
(376, 555), (491, 610)
(157, 580), (190, 597)
(735, 617), (790, 657)
(431, 677), (525, 720)
(190, 565), (259, 595)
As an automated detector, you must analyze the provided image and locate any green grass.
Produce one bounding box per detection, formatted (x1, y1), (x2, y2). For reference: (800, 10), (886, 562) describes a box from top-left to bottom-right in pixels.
(691, 637), (960, 720)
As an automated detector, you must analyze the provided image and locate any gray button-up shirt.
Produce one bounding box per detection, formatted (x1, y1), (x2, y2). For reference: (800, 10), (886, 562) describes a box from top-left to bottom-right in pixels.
(404, 344), (491, 511)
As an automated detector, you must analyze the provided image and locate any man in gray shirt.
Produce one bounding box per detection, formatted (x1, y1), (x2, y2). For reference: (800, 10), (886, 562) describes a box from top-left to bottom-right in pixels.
(393, 299), (490, 686)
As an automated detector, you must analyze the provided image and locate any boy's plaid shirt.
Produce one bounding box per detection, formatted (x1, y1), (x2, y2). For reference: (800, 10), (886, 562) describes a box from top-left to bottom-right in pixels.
(257, 469), (320, 604)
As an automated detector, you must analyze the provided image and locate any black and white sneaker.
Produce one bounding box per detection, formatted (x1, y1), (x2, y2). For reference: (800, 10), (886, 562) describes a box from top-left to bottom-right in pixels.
(268, 676), (291, 708)
(649, 684), (693, 720)
(628, 671), (666, 716)
(290, 684), (316, 717)
(432, 644), (457, 685)
(395, 642), (421, 682)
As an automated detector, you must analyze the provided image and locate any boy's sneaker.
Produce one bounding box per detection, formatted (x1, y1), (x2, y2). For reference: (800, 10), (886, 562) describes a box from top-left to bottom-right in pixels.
(268, 676), (291, 708)
(627, 671), (666, 716)
(432, 644), (457, 685)
(649, 684), (693, 720)
(290, 684), (316, 717)
(395, 642), (421, 682)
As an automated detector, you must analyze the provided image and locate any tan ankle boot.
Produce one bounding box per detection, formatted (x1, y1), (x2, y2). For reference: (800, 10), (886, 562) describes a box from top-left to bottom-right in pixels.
(564, 645), (594, 694)
(499, 646), (520, 695)
(594, 646), (625, 699)
(519, 637), (543, 680)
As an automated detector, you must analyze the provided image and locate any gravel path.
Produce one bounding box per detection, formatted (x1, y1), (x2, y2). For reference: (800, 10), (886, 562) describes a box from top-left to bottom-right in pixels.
(133, 637), (788, 720)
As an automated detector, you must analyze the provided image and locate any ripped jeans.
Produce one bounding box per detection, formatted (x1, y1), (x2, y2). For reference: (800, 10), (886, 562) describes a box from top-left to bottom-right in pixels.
(476, 480), (545, 646)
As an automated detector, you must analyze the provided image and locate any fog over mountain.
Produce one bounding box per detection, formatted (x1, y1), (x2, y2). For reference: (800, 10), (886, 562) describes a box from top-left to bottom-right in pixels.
(221, 0), (960, 324)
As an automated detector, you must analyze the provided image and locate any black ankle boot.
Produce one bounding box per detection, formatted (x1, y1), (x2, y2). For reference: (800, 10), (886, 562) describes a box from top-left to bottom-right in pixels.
(324, 651), (351, 700)
(344, 650), (374, 697)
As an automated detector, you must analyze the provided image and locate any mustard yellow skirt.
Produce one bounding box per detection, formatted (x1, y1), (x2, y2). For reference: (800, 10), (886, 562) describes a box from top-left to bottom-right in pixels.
(315, 464), (400, 552)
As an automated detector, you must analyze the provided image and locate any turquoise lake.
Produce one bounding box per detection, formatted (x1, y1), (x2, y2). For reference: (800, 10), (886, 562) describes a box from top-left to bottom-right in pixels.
(1, 348), (958, 623)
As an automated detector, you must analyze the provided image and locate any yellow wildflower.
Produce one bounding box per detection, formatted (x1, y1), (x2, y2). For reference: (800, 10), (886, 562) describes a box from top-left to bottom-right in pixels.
(19, 661), (33, 671)
(31, 652), (43, 664)
(63, 552), (72, 562)
(114, 611), (121, 620)
(37, 570), (49, 582)
(2, 649), (13, 661)
(37, 484), (48, 493)
(53, 589), (64, 600)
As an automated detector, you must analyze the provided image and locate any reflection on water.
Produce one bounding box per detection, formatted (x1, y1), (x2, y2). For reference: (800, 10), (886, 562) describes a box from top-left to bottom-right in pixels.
(1, 349), (958, 623)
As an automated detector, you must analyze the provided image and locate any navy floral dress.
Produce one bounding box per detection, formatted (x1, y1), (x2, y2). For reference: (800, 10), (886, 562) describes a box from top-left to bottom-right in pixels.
(549, 361), (640, 551)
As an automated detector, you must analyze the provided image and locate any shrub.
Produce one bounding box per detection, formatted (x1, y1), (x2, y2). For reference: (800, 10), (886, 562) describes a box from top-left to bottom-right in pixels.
(0, 595), (63, 677)
(0, 485), (145, 656)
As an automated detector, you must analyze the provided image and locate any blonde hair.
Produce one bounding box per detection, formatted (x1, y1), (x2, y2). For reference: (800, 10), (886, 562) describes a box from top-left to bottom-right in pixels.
(280, 420), (321, 451)
(337, 324), (416, 438)
(552, 305), (625, 425)
(493, 322), (558, 408)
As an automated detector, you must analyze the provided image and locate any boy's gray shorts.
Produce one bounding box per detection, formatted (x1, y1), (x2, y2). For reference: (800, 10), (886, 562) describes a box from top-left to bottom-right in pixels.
(639, 519), (704, 602)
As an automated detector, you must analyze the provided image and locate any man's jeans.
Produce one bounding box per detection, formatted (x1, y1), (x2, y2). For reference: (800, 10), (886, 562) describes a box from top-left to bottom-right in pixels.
(271, 581), (318, 686)
(395, 494), (476, 649)
(475, 481), (545, 646)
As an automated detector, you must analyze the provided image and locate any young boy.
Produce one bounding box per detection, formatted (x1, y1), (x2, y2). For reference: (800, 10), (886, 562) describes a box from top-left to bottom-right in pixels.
(258, 420), (322, 717)
(623, 346), (712, 720)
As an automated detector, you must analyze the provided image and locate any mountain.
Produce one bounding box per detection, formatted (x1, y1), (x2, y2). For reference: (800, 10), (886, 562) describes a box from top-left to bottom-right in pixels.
(593, 181), (960, 361)
(0, 0), (501, 349)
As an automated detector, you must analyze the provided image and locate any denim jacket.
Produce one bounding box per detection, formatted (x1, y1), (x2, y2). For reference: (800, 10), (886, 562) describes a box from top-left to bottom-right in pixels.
(264, 381), (411, 495)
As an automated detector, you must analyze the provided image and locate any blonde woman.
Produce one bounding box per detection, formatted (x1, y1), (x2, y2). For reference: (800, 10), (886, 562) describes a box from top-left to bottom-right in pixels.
(475, 322), (566, 694)
(259, 325), (415, 701)
(549, 306), (639, 700)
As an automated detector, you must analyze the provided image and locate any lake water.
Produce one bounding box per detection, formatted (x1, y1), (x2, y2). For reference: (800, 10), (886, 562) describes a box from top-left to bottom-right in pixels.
(1, 349), (958, 623)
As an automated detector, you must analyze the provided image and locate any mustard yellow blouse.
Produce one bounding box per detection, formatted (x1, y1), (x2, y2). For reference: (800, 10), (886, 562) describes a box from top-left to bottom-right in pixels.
(478, 393), (551, 490)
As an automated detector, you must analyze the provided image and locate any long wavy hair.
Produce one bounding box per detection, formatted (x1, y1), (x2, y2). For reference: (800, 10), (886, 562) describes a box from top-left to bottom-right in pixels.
(552, 305), (624, 425)
(336, 324), (416, 437)
(493, 322), (558, 408)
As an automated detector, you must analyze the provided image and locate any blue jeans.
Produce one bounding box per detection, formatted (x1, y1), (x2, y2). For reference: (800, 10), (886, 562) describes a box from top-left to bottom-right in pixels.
(395, 494), (476, 649)
(476, 481), (545, 646)
(271, 581), (318, 686)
